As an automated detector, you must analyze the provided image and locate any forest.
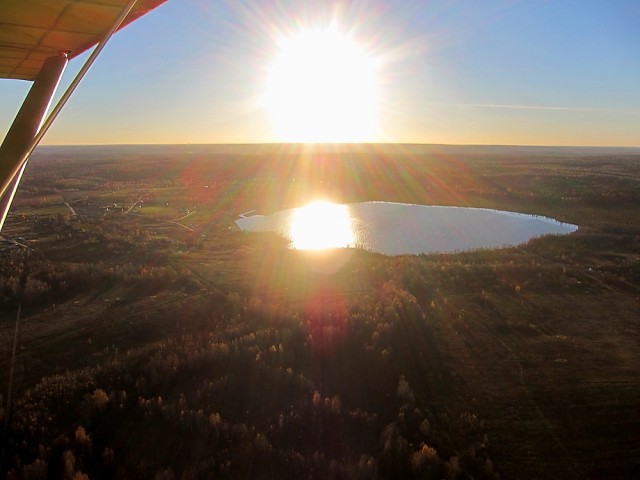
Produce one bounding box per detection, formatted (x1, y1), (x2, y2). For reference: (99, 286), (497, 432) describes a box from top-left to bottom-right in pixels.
(1, 144), (639, 479)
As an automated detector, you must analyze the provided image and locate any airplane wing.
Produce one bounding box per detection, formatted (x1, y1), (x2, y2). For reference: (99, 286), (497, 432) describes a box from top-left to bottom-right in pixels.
(0, 0), (168, 81)
(0, 0), (169, 231)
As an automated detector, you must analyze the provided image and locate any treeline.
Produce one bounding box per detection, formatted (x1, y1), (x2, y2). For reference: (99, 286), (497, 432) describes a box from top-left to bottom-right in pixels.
(4, 280), (497, 479)
(0, 252), (199, 306)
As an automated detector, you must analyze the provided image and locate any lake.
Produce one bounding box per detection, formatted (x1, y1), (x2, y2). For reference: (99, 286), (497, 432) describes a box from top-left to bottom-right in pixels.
(235, 201), (578, 255)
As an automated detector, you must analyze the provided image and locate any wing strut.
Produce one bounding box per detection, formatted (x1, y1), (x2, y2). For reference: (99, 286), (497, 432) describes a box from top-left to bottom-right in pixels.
(0, 54), (68, 231)
(0, 0), (140, 232)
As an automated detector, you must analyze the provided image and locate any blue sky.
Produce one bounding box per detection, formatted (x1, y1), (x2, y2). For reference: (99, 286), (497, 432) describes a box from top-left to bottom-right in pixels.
(1, 0), (639, 146)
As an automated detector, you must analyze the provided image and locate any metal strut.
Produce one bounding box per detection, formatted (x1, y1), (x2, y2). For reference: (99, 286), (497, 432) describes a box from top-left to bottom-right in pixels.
(0, 0), (140, 232)
(0, 54), (68, 230)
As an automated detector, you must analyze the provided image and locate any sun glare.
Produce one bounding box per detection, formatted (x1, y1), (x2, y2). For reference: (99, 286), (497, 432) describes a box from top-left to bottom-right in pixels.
(265, 29), (380, 142)
(290, 201), (354, 250)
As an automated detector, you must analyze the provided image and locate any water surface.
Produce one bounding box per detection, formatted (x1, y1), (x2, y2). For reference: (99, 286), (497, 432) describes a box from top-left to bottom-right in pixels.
(235, 201), (577, 255)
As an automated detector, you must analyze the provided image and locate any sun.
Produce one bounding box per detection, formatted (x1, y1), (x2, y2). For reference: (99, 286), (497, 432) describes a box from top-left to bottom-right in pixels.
(265, 28), (380, 143)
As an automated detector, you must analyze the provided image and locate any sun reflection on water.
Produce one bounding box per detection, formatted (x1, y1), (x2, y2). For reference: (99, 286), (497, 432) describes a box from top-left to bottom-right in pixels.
(289, 201), (354, 250)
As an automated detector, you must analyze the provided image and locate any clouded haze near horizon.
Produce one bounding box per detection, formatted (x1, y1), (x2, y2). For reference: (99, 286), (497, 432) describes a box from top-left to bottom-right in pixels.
(1, 0), (639, 147)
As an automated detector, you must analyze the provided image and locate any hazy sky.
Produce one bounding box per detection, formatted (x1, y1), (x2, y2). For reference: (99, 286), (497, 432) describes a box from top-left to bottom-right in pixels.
(1, 0), (639, 146)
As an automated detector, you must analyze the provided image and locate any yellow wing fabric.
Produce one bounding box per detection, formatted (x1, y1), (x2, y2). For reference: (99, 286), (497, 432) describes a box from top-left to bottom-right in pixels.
(0, 0), (168, 232)
(0, 0), (168, 81)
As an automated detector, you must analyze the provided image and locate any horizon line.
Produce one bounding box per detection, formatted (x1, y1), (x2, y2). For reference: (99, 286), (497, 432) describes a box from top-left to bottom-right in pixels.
(36, 142), (640, 149)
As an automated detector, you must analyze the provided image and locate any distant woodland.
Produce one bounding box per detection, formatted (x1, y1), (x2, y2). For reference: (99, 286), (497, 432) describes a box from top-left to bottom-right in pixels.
(1, 145), (638, 479)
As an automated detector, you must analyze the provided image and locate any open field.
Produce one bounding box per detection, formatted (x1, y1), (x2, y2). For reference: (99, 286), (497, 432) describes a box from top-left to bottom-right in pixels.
(1, 144), (639, 479)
